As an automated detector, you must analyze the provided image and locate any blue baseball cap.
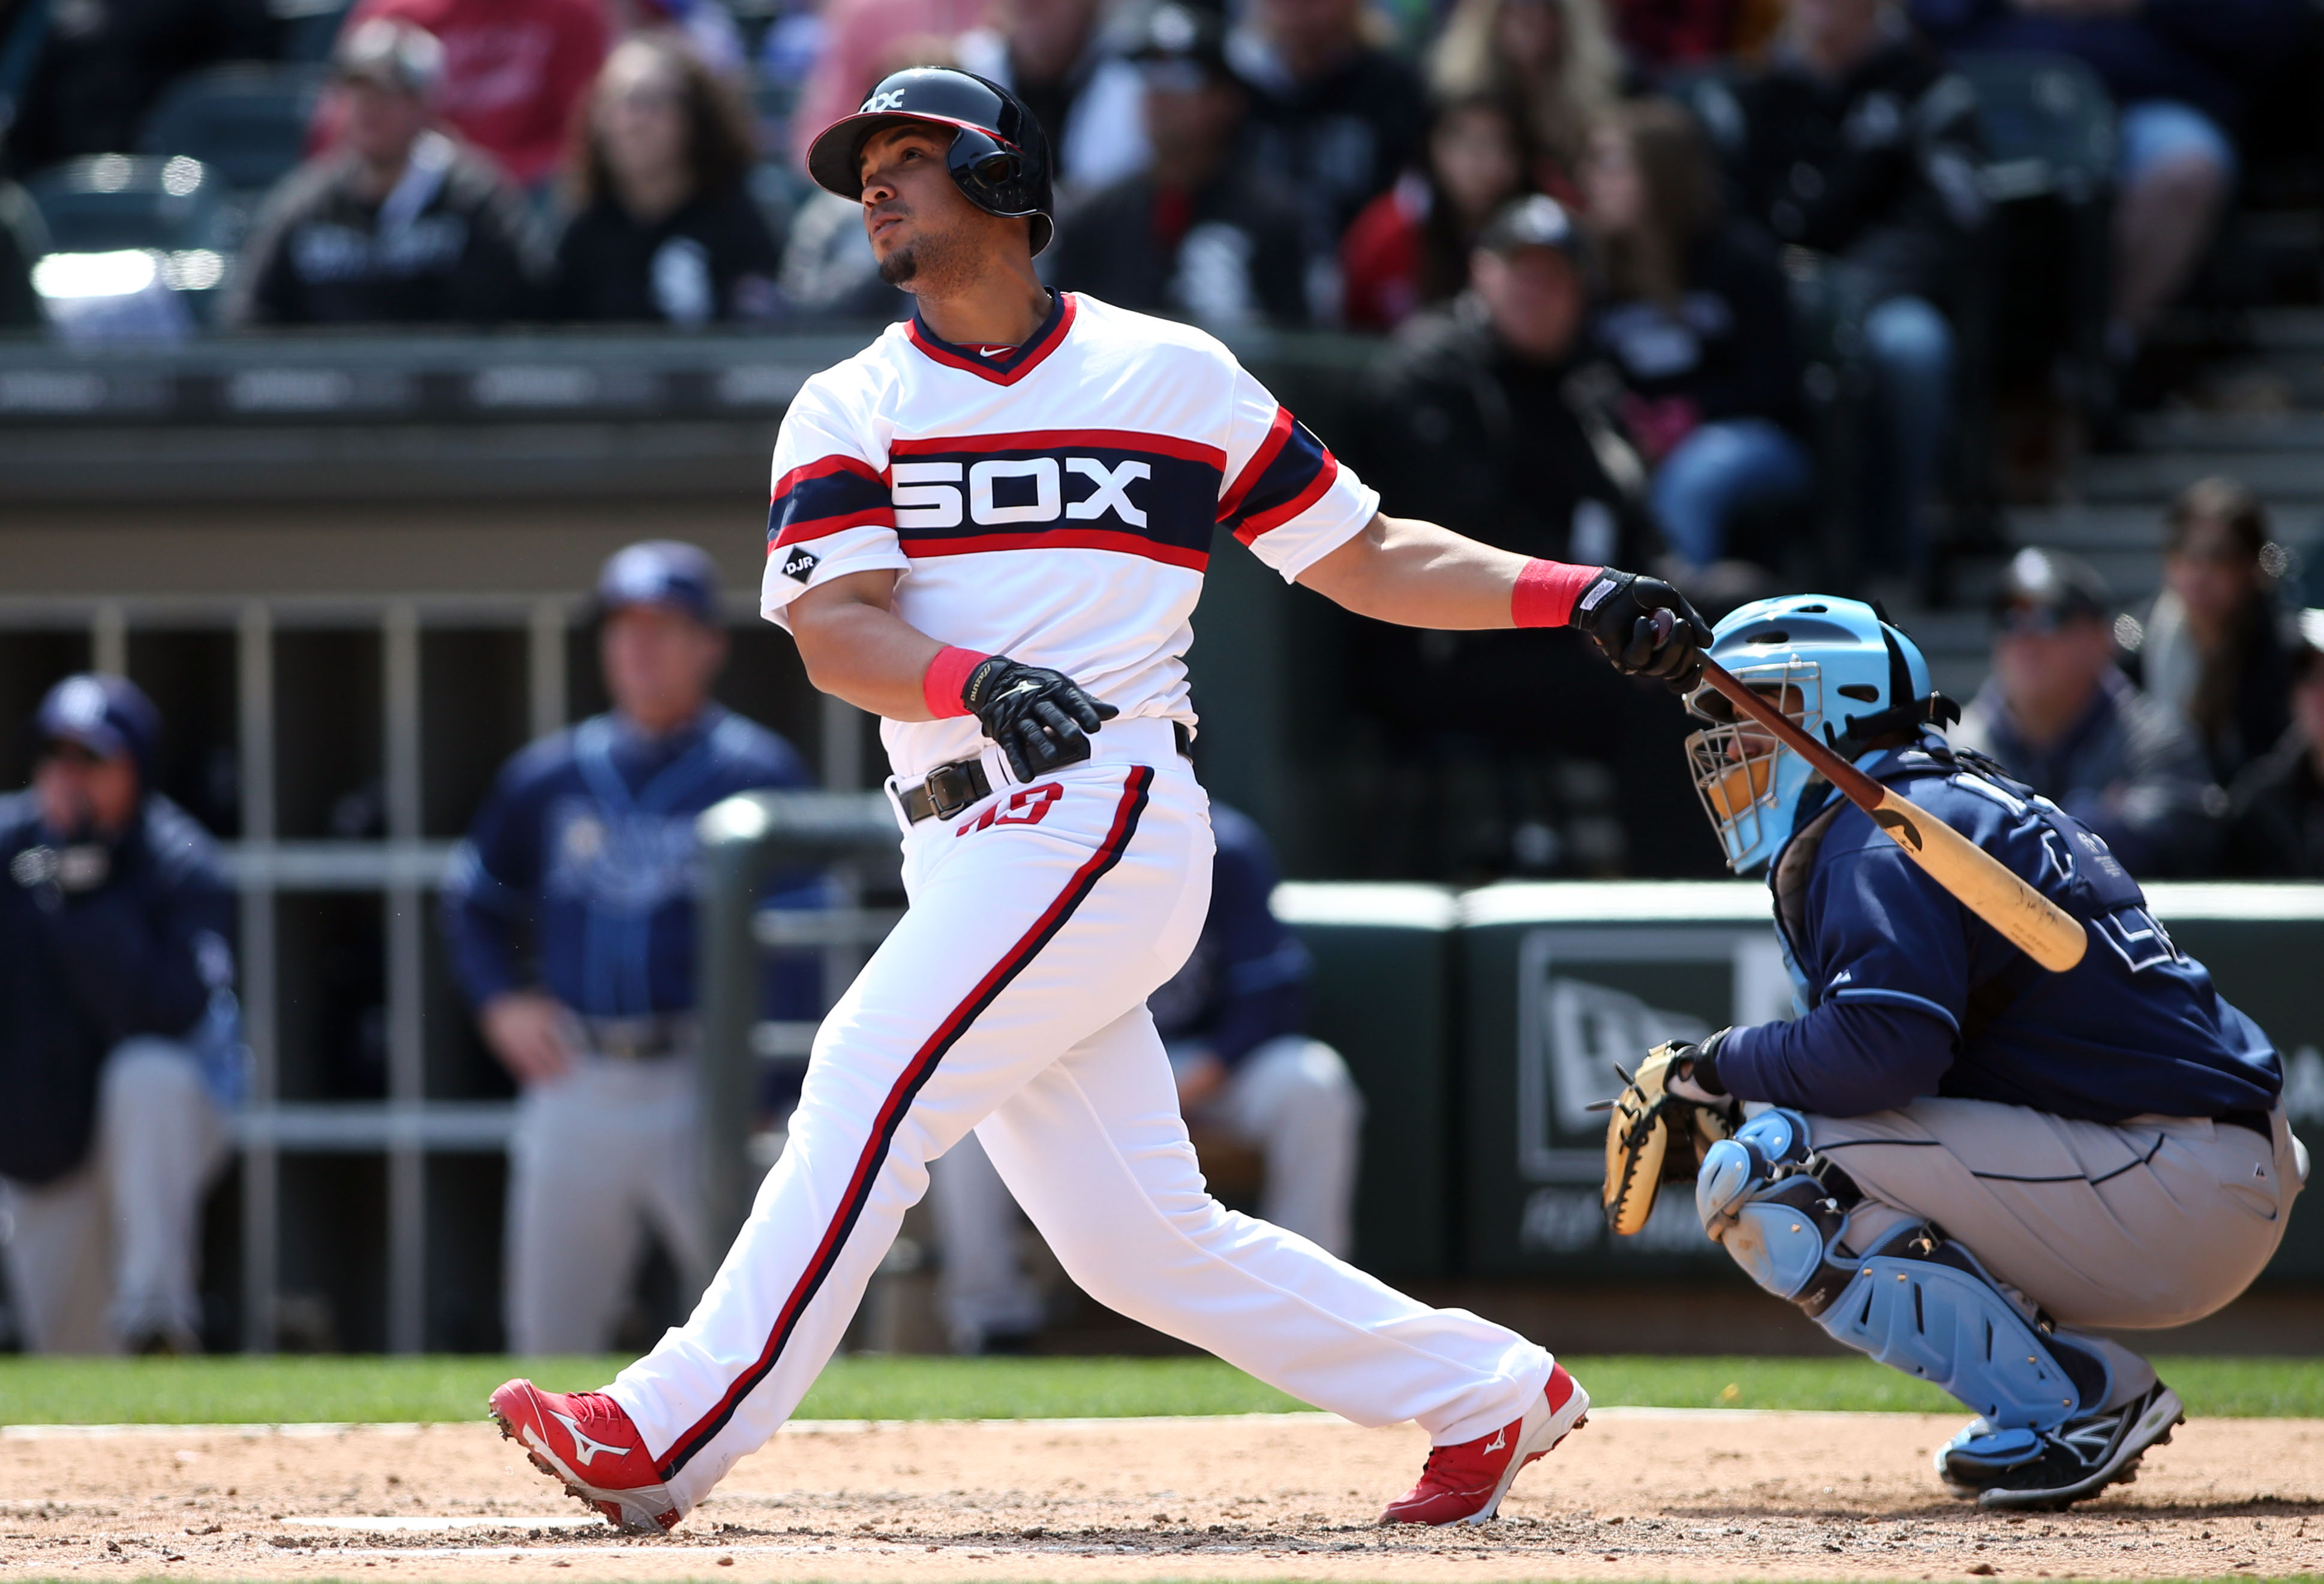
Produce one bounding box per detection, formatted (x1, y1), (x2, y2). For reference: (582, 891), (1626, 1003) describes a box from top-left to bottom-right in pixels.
(597, 540), (722, 627)
(36, 673), (159, 776)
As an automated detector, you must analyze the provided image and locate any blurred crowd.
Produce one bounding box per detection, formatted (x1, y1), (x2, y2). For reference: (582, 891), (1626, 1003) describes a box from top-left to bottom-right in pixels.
(4, 0), (2324, 871)
(1967, 479), (2324, 882)
(2, 0), (2319, 503)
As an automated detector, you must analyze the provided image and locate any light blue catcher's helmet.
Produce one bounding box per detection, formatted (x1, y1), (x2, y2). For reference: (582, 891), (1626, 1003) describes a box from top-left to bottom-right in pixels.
(1683, 594), (1956, 874)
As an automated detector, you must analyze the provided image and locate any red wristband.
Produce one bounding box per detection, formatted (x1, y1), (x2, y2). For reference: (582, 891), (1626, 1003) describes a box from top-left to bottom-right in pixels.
(1511, 559), (1598, 628)
(921, 646), (988, 719)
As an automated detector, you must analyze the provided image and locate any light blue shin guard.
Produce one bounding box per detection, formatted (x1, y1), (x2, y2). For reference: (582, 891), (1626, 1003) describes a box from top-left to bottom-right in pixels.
(1820, 1227), (2109, 1433)
(1697, 1110), (2110, 1451)
(1696, 1110), (1861, 1312)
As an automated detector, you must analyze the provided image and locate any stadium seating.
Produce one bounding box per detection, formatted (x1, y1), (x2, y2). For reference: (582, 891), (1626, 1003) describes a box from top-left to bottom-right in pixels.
(22, 155), (240, 332)
(1954, 52), (2116, 422)
(139, 64), (329, 199)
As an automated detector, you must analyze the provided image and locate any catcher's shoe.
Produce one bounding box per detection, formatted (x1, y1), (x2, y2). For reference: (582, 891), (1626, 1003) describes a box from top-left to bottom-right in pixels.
(1934, 1381), (2184, 1512)
(488, 1378), (679, 1535)
(1379, 1363), (1590, 1525)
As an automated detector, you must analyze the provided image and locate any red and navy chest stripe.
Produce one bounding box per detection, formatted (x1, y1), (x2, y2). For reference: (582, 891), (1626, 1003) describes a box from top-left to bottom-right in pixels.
(766, 405), (1345, 570)
(884, 428), (1225, 570)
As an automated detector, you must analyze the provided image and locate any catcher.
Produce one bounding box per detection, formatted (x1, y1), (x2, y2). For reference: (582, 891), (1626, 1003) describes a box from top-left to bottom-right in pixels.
(1605, 594), (2305, 1510)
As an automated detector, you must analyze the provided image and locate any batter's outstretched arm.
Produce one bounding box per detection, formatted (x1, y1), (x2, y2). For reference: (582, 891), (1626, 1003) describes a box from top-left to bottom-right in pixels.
(1298, 512), (1713, 688)
(1296, 512), (1532, 629)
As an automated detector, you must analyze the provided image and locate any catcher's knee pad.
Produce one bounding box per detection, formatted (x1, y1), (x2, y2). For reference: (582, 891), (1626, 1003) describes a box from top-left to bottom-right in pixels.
(1817, 1224), (2112, 1433)
(1695, 1110), (1861, 1312)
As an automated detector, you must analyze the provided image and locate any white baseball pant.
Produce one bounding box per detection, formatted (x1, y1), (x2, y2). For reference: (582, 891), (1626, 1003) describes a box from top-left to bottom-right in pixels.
(928, 1032), (1365, 1351)
(0, 1038), (226, 1353)
(1189, 1033), (1366, 1258)
(608, 720), (1553, 1513)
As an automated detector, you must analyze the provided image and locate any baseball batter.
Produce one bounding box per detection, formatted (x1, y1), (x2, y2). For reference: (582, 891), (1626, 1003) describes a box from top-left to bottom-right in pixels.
(1606, 595), (2307, 1510)
(490, 67), (1710, 1531)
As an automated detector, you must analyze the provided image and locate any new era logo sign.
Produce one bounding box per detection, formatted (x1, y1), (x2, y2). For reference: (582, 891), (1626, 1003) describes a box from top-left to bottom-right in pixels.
(781, 547), (819, 582)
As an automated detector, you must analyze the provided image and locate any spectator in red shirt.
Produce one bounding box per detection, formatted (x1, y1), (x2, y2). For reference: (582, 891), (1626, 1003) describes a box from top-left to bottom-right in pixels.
(1340, 94), (1534, 330)
(332, 0), (612, 187)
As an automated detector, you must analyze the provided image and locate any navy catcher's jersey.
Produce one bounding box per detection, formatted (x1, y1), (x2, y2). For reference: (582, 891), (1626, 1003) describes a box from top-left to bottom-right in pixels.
(1716, 743), (2281, 1123)
(442, 705), (815, 1019)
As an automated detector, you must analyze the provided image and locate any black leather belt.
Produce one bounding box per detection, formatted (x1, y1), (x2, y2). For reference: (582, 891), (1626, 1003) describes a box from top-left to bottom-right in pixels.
(900, 723), (1192, 825)
(2217, 1108), (2271, 1141)
(900, 756), (994, 824)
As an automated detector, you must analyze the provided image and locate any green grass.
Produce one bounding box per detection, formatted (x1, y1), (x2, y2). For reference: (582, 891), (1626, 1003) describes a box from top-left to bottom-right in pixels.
(0, 1354), (1304, 1426)
(1, 1352), (2320, 1426)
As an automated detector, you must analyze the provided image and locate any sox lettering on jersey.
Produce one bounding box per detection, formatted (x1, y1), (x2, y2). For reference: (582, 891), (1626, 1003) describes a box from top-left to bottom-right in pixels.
(882, 435), (1219, 567)
(891, 457), (1153, 528)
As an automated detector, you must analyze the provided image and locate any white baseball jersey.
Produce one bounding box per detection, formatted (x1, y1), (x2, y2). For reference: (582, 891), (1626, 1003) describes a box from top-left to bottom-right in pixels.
(758, 291), (1379, 780)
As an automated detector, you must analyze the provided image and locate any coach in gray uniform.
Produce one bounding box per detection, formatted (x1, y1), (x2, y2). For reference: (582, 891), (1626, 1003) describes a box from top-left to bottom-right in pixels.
(443, 544), (816, 1353)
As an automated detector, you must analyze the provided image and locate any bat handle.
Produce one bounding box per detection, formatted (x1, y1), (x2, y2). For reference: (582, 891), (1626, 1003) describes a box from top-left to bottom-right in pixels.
(1649, 608), (1675, 644)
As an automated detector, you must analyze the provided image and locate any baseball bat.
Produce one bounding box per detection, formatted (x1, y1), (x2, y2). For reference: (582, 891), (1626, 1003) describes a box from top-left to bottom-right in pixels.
(1680, 636), (2088, 973)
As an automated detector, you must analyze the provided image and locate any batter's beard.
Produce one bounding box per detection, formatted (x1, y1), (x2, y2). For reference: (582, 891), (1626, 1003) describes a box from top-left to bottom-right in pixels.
(877, 225), (972, 294)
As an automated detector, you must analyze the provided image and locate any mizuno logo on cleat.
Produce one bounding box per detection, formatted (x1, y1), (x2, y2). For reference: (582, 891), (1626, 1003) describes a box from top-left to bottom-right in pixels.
(1483, 1429), (1507, 1454)
(549, 1411), (623, 1468)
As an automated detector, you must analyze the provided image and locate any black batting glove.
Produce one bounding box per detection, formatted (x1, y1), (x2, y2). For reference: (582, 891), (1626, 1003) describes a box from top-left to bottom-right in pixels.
(1571, 569), (1713, 692)
(961, 655), (1119, 780)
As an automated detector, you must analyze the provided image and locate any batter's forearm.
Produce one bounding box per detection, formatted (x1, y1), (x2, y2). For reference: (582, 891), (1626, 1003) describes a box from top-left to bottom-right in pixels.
(787, 575), (949, 720)
(1296, 513), (1594, 630)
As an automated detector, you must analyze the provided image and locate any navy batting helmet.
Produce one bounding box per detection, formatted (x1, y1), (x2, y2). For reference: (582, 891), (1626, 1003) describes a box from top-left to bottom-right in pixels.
(805, 67), (1056, 256)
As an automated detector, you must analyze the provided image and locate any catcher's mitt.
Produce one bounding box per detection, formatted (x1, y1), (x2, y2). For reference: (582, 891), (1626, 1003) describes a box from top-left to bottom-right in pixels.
(1600, 1039), (1738, 1236)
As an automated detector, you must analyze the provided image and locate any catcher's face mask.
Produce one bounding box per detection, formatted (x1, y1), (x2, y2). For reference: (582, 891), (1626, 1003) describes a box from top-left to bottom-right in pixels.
(1684, 659), (1820, 875)
(1682, 592), (1938, 874)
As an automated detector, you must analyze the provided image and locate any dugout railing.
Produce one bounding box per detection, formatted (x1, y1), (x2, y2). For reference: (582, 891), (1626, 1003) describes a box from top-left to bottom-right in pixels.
(692, 789), (901, 1257)
(0, 589), (864, 1355)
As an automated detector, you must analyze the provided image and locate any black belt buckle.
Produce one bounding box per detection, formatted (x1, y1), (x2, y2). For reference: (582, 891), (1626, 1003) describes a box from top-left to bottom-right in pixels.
(924, 760), (980, 821)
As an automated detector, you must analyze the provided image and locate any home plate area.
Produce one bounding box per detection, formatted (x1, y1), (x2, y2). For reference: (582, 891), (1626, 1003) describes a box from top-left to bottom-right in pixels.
(3, 1411), (2320, 1580)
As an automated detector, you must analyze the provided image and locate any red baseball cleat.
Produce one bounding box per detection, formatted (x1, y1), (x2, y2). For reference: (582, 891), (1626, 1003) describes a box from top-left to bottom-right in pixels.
(1379, 1362), (1590, 1526)
(488, 1378), (678, 1535)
